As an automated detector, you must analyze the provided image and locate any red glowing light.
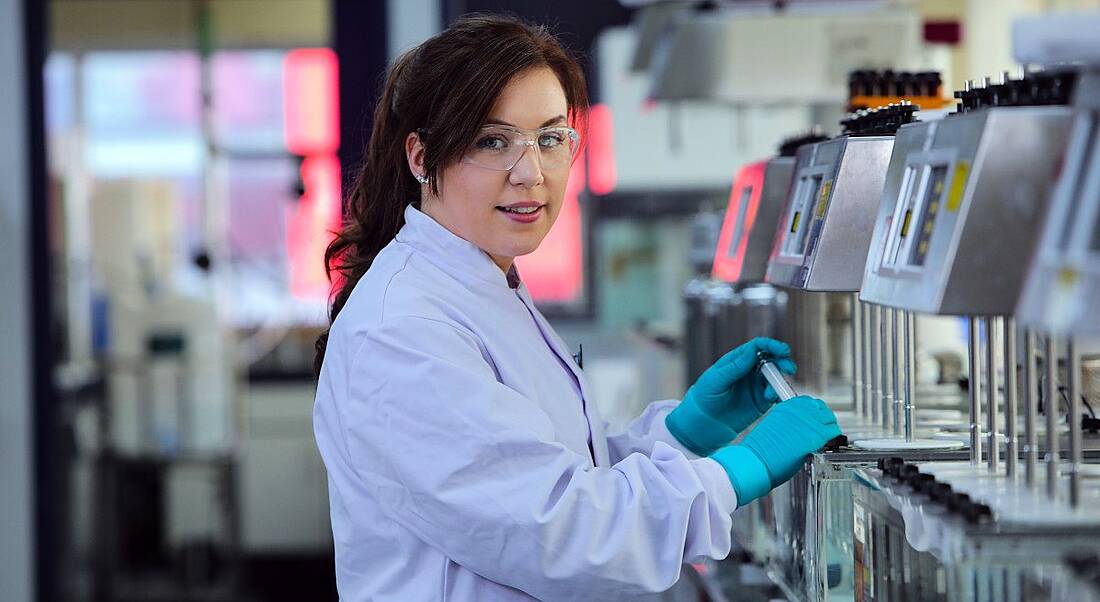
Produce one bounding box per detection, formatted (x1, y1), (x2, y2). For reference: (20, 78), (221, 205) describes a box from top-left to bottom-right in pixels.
(586, 104), (616, 196)
(287, 155), (342, 300)
(283, 48), (342, 301)
(515, 157), (585, 303)
(284, 48), (340, 155)
(712, 160), (768, 282)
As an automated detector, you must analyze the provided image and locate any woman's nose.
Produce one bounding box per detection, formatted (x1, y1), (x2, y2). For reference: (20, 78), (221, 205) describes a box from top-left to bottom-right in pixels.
(508, 143), (544, 187)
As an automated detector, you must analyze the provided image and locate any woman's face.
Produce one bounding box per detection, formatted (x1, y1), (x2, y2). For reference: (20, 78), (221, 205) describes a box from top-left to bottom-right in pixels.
(408, 67), (572, 273)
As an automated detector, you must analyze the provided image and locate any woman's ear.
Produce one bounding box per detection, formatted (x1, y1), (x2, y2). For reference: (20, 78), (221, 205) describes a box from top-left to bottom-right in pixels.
(405, 131), (426, 180)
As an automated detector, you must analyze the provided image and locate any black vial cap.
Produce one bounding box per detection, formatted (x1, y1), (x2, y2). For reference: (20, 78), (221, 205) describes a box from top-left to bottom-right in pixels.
(930, 482), (954, 504)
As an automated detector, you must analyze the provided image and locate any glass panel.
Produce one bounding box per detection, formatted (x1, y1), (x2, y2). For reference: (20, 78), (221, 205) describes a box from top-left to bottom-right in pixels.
(909, 165), (949, 266)
(784, 174), (823, 256)
(1062, 115), (1098, 251)
(726, 185), (753, 258)
(211, 51), (287, 152)
(83, 52), (204, 178)
(884, 166), (920, 267)
(83, 51), (201, 136)
(223, 157), (298, 326)
(45, 53), (76, 134)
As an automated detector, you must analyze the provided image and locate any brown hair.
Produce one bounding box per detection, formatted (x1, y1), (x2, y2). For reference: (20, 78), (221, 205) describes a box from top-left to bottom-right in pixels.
(315, 14), (589, 375)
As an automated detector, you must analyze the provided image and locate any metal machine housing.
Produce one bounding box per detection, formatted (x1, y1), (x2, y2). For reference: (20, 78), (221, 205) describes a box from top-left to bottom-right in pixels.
(766, 136), (895, 292)
(714, 157), (795, 284)
(859, 107), (1073, 314)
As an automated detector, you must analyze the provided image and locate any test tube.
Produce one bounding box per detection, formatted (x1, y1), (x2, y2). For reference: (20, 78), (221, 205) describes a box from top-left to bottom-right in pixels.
(759, 356), (797, 402)
(759, 355), (847, 453)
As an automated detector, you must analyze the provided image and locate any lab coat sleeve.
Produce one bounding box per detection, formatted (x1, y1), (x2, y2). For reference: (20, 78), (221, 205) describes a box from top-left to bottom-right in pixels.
(604, 400), (707, 463)
(343, 315), (738, 600)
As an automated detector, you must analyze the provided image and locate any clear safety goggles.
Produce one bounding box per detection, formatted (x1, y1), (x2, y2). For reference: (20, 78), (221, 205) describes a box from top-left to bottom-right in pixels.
(461, 124), (580, 172)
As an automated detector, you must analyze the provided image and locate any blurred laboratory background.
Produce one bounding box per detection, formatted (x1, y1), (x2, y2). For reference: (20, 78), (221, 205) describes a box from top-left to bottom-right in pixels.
(5, 0), (1100, 601)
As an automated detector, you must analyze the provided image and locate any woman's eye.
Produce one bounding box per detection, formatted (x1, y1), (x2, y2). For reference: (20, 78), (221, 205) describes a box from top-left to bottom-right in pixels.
(538, 133), (564, 148)
(475, 135), (509, 151)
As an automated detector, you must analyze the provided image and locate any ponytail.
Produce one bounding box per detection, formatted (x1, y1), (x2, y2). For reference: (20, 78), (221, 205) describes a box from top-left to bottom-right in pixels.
(314, 50), (420, 376)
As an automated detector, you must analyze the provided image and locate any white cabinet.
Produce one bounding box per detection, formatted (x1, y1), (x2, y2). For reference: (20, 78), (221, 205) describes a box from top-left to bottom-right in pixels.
(238, 382), (331, 552)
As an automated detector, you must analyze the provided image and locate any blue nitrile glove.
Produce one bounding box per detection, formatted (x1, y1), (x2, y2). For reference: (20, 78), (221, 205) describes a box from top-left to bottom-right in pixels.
(710, 396), (841, 505)
(665, 337), (796, 456)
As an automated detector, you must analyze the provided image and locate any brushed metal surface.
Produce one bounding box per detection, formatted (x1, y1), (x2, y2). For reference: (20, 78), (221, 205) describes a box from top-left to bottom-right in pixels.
(765, 136), (895, 292)
(859, 107), (1074, 315)
(1016, 71), (1100, 335)
(734, 157), (795, 283)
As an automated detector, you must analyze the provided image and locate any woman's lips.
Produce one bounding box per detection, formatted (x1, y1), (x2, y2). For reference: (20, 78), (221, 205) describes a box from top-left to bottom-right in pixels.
(496, 204), (544, 223)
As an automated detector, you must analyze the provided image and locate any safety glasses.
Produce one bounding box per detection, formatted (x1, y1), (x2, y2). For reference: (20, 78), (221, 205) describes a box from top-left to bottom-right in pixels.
(461, 124), (580, 172)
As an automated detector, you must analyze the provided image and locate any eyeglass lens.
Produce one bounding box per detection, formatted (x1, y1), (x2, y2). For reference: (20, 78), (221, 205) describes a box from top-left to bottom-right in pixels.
(464, 126), (578, 171)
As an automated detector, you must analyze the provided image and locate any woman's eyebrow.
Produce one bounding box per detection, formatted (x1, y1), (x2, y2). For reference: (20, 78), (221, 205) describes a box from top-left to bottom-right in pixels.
(484, 115), (567, 129)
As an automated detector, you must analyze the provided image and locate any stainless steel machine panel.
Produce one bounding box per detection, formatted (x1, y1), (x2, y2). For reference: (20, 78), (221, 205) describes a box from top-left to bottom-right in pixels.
(859, 107), (1073, 314)
(714, 157), (795, 284)
(766, 136), (895, 292)
(1016, 72), (1100, 336)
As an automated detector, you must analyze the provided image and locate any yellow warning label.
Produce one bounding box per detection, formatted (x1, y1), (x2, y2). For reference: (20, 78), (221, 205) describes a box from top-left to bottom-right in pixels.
(815, 180), (833, 218)
(790, 212), (801, 233)
(945, 161), (970, 212)
(1058, 267), (1079, 287)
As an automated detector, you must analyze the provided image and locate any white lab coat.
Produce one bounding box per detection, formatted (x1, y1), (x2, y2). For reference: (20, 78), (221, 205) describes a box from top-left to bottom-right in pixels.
(313, 205), (739, 601)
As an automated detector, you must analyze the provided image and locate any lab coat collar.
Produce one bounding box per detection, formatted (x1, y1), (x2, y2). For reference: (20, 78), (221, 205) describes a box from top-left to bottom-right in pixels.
(398, 204), (522, 292)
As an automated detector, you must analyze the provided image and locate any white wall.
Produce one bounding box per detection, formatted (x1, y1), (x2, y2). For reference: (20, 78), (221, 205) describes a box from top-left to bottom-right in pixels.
(964, 0), (1100, 80)
(0, 0), (35, 598)
(387, 0), (441, 61)
(50, 0), (330, 51)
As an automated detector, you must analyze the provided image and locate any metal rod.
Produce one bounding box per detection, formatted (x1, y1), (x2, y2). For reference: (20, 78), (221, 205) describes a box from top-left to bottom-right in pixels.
(985, 317), (999, 473)
(968, 317), (983, 466)
(1004, 318), (1018, 480)
(870, 305), (881, 425)
(904, 311), (916, 441)
(1069, 338), (1082, 507)
(881, 306), (893, 430)
(892, 308), (903, 436)
(1045, 334), (1060, 501)
(1024, 329), (1039, 488)
(862, 302), (873, 420)
(813, 293), (828, 393)
(851, 293), (862, 414)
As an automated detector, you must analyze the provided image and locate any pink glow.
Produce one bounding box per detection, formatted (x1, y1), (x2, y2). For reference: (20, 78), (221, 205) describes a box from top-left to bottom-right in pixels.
(515, 156), (585, 303)
(284, 49), (340, 155)
(287, 155), (341, 300)
(586, 104), (616, 196)
(712, 160), (767, 282)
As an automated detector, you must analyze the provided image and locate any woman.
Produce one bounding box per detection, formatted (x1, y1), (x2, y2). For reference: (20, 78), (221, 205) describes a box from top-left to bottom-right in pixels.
(313, 14), (840, 601)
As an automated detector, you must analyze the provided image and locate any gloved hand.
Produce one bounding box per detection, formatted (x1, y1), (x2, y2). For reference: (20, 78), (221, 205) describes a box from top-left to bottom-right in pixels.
(665, 337), (796, 456)
(710, 396), (841, 506)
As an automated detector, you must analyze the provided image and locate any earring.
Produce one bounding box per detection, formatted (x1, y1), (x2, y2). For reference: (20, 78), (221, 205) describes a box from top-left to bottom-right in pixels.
(415, 173), (429, 184)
